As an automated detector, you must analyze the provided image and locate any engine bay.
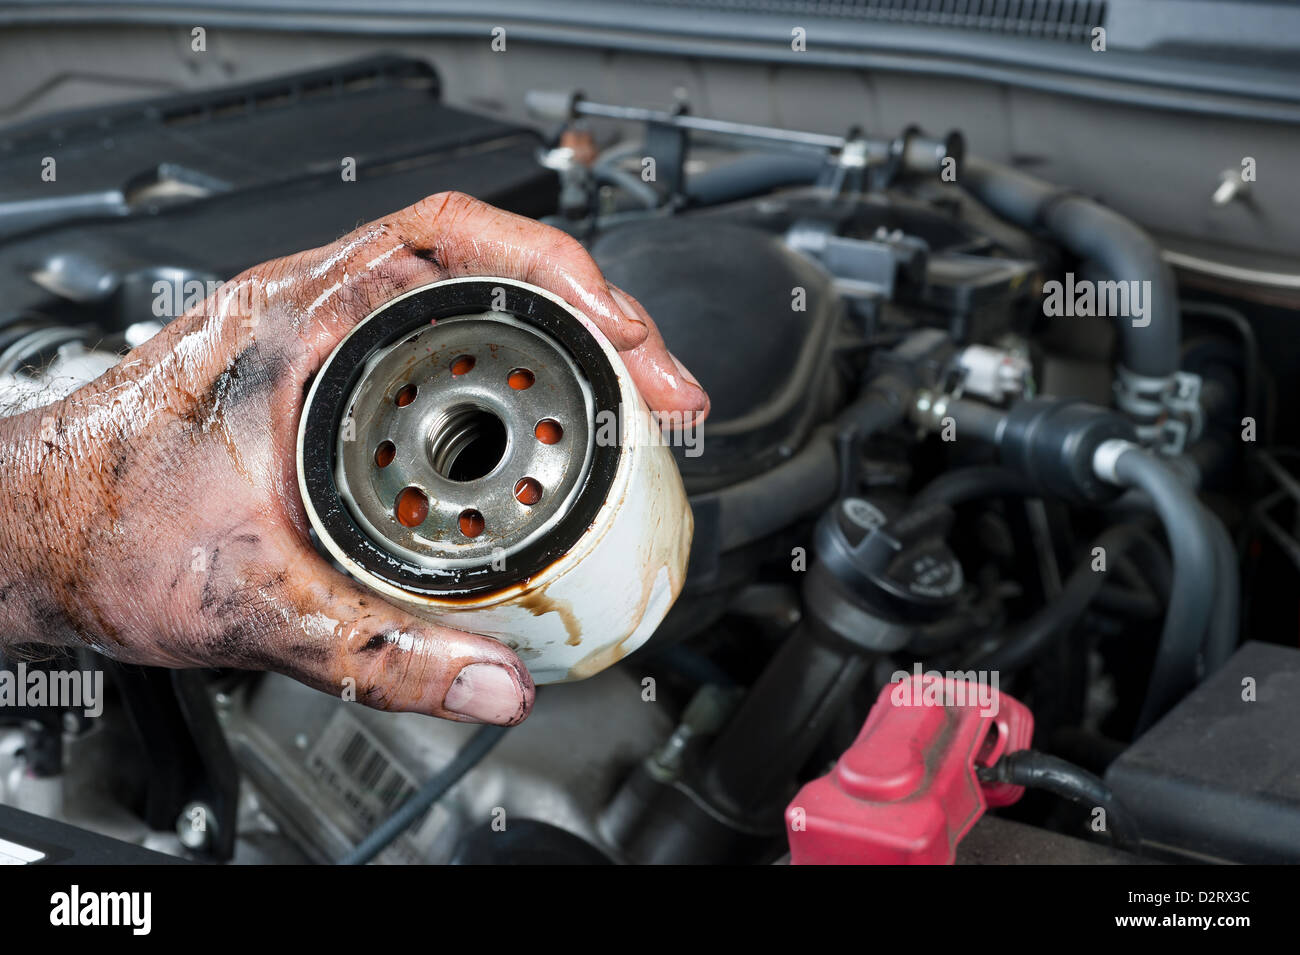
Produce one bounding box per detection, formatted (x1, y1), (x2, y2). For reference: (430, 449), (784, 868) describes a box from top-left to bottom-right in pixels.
(0, 46), (1296, 873)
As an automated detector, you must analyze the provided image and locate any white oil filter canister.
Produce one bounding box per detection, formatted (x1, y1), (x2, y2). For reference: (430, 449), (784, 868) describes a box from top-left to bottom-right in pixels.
(297, 277), (692, 683)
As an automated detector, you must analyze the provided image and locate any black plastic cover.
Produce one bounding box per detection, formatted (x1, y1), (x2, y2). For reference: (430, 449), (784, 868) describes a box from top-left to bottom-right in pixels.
(1106, 641), (1300, 863)
(0, 56), (558, 328)
(589, 216), (841, 492)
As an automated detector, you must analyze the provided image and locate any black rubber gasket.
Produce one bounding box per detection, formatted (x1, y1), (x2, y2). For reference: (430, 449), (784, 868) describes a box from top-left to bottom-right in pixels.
(301, 280), (623, 597)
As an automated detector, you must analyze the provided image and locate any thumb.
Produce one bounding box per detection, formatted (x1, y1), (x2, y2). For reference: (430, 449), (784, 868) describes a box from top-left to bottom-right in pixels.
(267, 557), (536, 725)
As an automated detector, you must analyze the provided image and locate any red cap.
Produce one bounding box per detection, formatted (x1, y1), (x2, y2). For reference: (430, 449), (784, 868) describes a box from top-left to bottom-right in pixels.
(786, 673), (1033, 864)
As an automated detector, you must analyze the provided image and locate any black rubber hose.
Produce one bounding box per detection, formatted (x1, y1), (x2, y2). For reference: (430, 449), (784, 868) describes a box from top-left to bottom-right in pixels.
(592, 161), (660, 209)
(1122, 531), (1174, 602)
(962, 156), (1180, 380)
(912, 465), (1037, 510)
(1180, 301), (1261, 427)
(338, 724), (508, 865)
(686, 152), (826, 206)
(1107, 446), (1217, 731)
(702, 373), (908, 552)
(979, 749), (1142, 853)
(1093, 582), (1162, 620)
(965, 522), (1155, 673)
(914, 465), (1176, 662)
(835, 386), (909, 495)
(1200, 502), (1241, 674)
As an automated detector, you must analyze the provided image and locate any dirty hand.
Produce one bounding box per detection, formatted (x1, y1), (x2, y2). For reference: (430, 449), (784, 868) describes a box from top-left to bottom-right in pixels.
(0, 192), (709, 725)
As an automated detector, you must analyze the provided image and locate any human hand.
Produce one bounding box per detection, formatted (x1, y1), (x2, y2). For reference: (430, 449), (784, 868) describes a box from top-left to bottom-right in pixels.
(0, 192), (708, 725)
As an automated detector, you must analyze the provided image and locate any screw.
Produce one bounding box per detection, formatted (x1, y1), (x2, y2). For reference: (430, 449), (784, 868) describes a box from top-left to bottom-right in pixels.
(1212, 170), (1249, 207)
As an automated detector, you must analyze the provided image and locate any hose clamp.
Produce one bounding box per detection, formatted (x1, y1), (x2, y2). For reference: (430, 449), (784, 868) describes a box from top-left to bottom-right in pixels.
(1114, 365), (1203, 455)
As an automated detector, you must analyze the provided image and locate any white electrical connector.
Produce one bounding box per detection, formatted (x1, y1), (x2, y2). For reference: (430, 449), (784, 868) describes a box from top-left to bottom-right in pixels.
(955, 344), (1032, 404)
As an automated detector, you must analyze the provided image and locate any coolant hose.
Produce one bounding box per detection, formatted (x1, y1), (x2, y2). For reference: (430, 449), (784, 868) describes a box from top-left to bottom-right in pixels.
(962, 156), (1180, 381)
(1095, 441), (1216, 731)
(1200, 502), (1241, 674)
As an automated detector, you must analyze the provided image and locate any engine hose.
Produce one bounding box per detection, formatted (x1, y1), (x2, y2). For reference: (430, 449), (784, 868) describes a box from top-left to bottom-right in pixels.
(693, 365), (912, 554)
(338, 724), (508, 865)
(686, 152), (826, 206)
(962, 156), (1180, 382)
(965, 522), (1155, 673)
(1093, 581), (1162, 620)
(978, 749), (1142, 853)
(911, 465), (1037, 509)
(1122, 529), (1174, 602)
(835, 386), (909, 495)
(1095, 442), (1217, 732)
(592, 161), (661, 209)
(1180, 301), (1261, 427)
(1200, 502), (1241, 674)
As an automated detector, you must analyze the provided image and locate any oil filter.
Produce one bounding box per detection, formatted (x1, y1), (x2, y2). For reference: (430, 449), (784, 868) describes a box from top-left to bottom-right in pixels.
(297, 277), (692, 683)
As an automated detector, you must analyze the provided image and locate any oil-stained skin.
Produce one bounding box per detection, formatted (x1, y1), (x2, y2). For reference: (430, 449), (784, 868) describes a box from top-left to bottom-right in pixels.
(0, 191), (709, 725)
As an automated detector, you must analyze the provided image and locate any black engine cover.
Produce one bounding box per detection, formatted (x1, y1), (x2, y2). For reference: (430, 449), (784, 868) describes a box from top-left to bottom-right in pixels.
(590, 216), (841, 493)
(0, 56), (557, 331)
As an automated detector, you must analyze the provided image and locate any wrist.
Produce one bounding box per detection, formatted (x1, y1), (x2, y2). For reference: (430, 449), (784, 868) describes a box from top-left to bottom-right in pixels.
(0, 402), (75, 648)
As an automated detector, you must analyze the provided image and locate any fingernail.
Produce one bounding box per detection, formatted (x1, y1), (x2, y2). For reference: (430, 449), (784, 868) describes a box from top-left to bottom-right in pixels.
(606, 286), (649, 341)
(670, 353), (708, 408)
(444, 663), (525, 724)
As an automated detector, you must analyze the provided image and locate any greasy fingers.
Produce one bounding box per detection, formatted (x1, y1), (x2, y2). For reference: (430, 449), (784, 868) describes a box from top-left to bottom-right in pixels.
(268, 557), (534, 725)
(283, 191), (643, 351)
(277, 191), (708, 417)
(402, 192), (650, 351)
(608, 285), (710, 423)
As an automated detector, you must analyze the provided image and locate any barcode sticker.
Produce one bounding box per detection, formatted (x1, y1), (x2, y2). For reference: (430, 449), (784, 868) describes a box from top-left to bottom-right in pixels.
(305, 710), (431, 863)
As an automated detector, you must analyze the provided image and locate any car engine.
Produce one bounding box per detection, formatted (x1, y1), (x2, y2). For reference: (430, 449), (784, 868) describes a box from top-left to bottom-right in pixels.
(0, 31), (1296, 873)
